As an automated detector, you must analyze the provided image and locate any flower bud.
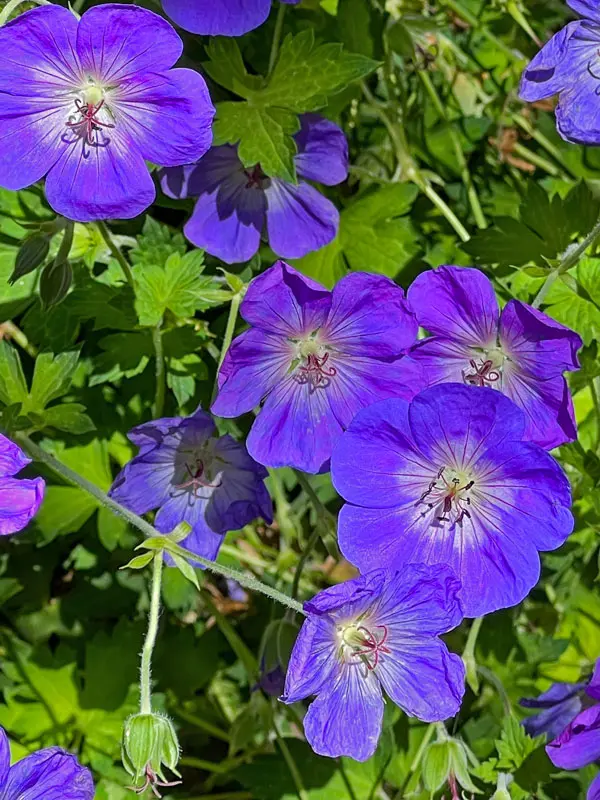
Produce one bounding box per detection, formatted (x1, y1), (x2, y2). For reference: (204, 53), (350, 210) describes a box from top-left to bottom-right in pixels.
(256, 618), (298, 697)
(490, 773), (512, 800)
(121, 712), (181, 787)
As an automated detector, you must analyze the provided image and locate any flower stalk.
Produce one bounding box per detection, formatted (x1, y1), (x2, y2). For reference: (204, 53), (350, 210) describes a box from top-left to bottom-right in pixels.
(140, 553), (163, 714)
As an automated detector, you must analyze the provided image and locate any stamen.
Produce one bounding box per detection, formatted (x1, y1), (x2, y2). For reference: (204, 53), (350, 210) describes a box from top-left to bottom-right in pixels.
(345, 624), (391, 672)
(295, 352), (337, 392)
(65, 98), (115, 155)
(171, 458), (222, 502)
(417, 467), (474, 525)
(128, 764), (182, 799)
(463, 358), (501, 388)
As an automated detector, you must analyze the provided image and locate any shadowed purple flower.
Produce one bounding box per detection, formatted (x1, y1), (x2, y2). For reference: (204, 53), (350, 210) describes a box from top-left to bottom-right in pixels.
(282, 566), (465, 761)
(0, 727), (94, 799)
(0, 434), (44, 535)
(400, 266), (581, 450)
(211, 261), (420, 473)
(547, 705), (600, 769)
(520, 659), (600, 739)
(160, 114), (348, 264)
(109, 408), (272, 562)
(162, 0), (299, 36)
(331, 384), (574, 617)
(519, 1), (600, 144)
(0, 4), (214, 221)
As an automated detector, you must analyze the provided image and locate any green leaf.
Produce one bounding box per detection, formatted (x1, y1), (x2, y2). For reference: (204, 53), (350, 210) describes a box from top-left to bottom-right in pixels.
(167, 353), (208, 407)
(203, 37), (262, 96)
(213, 102), (299, 182)
(339, 184), (421, 276)
(121, 552), (155, 571)
(90, 332), (152, 386)
(27, 350), (80, 412)
(496, 716), (542, 771)
(262, 30), (379, 113)
(290, 237), (346, 288)
(542, 258), (600, 346)
(338, 0), (375, 57)
(30, 403), (95, 435)
(81, 620), (142, 711)
(169, 552), (201, 591)
(129, 217), (186, 270)
(0, 341), (28, 406)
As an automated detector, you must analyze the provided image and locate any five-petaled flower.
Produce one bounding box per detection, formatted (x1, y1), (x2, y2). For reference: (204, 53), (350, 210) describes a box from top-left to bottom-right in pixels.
(162, 0), (299, 36)
(160, 114), (348, 264)
(0, 726), (94, 799)
(399, 266), (582, 450)
(211, 261), (420, 473)
(0, 4), (214, 221)
(109, 408), (272, 562)
(0, 434), (44, 535)
(282, 566), (465, 762)
(332, 384), (574, 617)
(520, 0), (600, 145)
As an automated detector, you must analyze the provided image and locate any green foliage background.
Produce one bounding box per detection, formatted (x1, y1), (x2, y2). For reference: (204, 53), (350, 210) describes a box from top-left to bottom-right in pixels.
(0, 0), (599, 798)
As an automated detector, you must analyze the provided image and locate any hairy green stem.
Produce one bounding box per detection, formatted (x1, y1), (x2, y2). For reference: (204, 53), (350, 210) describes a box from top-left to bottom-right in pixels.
(213, 292), (242, 401)
(152, 324), (166, 418)
(267, 3), (287, 77)
(55, 219), (75, 267)
(140, 554), (163, 714)
(97, 221), (135, 289)
(0, 0), (51, 24)
(16, 434), (305, 615)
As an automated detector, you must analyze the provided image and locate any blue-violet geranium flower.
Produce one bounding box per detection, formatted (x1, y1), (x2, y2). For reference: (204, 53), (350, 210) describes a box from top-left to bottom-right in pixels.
(161, 0), (299, 36)
(0, 434), (44, 535)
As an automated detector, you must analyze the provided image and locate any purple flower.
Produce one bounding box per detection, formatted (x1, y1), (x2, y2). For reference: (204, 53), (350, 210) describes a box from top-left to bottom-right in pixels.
(211, 261), (420, 473)
(162, 0), (299, 36)
(401, 266), (582, 450)
(0, 434), (44, 535)
(109, 408), (272, 562)
(519, 1), (600, 145)
(281, 566), (465, 761)
(0, 4), (214, 222)
(331, 384), (574, 617)
(547, 705), (600, 770)
(520, 680), (588, 740)
(0, 727), (94, 799)
(160, 114), (348, 264)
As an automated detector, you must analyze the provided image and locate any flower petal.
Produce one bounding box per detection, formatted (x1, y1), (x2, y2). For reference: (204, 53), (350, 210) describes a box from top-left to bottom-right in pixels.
(547, 705), (600, 770)
(587, 659), (600, 701)
(0, 434), (30, 479)
(77, 4), (183, 82)
(0, 477), (45, 535)
(4, 747), (94, 800)
(568, 0), (600, 21)
(44, 129), (155, 221)
(589, 773), (600, 800)
(324, 272), (418, 356)
(247, 375), (343, 473)
(519, 23), (581, 102)
(294, 114), (349, 186)
(109, 447), (177, 515)
(115, 69), (214, 167)
(521, 691), (583, 740)
(240, 261), (331, 338)
(212, 329), (293, 417)
(282, 616), (339, 704)
(265, 180), (339, 259)
(0, 729), (10, 793)
(553, 24), (600, 144)
(407, 266), (499, 346)
(303, 664), (384, 761)
(161, 0), (271, 36)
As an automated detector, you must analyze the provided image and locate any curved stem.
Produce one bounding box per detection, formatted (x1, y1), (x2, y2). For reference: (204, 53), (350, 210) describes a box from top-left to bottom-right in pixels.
(290, 526), (321, 601)
(422, 183), (471, 243)
(140, 554), (163, 714)
(531, 270), (559, 310)
(273, 717), (309, 800)
(97, 221), (135, 289)
(15, 434), (305, 614)
(152, 324), (166, 418)
(55, 220), (75, 267)
(213, 292), (242, 401)
(267, 3), (287, 77)
(0, 0), (51, 25)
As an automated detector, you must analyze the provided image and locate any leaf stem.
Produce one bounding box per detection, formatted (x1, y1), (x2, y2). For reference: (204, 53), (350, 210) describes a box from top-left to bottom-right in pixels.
(462, 615), (484, 694)
(213, 291), (242, 401)
(273, 719), (309, 800)
(290, 526), (321, 602)
(140, 553), (163, 714)
(97, 221), (135, 289)
(15, 434), (305, 615)
(267, 3), (287, 78)
(152, 323), (166, 418)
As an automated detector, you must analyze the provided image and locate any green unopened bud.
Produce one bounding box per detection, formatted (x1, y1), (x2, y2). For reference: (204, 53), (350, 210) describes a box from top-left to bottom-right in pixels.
(423, 741), (452, 792)
(10, 234), (51, 284)
(424, 728), (481, 796)
(121, 712), (181, 790)
(490, 773), (512, 800)
(39, 258), (72, 309)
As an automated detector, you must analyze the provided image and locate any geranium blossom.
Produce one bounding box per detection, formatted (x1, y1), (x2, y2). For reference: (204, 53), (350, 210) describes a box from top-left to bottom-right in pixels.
(109, 408), (272, 562)
(0, 726), (94, 799)
(211, 261), (419, 473)
(519, 0), (600, 144)
(0, 434), (44, 535)
(162, 0), (299, 36)
(400, 266), (581, 450)
(160, 114), (348, 264)
(332, 384), (573, 616)
(282, 566), (465, 761)
(0, 4), (214, 221)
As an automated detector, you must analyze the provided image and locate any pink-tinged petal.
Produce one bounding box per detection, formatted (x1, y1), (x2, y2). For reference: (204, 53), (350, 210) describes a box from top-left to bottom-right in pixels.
(0, 434), (30, 479)
(282, 616), (339, 704)
(324, 272), (418, 356)
(0, 477), (45, 535)
(500, 300), (582, 377)
(547, 705), (600, 770)
(407, 266), (499, 346)
(519, 23), (582, 102)
(241, 261), (331, 338)
(211, 328), (293, 417)
(115, 69), (214, 167)
(247, 375), (343, 473)
(501, 370), (577, 449)
(265, 180), (339, 259)
(161, 0), (271, 36)
(409, 384), (526, 469)
(294, 114), (349, 186)
(303, 664), (384, 761)
(44, 130), (155, 221)
(77, 4), (182, 82)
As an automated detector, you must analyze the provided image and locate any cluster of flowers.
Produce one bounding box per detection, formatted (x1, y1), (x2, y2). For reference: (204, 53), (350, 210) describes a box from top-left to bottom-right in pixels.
(106, 260), (580, 760)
